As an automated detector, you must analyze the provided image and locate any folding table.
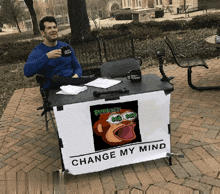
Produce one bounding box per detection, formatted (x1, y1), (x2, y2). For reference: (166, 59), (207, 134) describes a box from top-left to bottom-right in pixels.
(48, 74), (174, 175)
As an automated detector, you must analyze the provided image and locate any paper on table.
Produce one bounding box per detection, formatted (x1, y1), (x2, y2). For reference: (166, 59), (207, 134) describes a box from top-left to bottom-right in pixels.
(56, 85), (87, 95)
(85, 78), (121, 89)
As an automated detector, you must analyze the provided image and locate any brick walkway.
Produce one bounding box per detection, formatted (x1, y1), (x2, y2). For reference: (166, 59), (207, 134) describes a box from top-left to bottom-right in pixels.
(0, 58), (220, 193)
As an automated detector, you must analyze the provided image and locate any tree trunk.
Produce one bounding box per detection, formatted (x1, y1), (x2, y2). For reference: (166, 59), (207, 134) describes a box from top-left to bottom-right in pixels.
(13, 14), (21, 33)
(24, 0), (40, 35)
(11, 2), (21, 33)
(67, 0), (91, 41)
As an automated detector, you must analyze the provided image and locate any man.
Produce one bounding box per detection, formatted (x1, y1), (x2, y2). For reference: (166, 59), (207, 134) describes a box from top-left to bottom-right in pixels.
(24, 16), (83, 89)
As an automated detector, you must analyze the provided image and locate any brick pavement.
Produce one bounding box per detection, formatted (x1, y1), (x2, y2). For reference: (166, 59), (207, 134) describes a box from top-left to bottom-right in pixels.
(0, 58), (220, 193)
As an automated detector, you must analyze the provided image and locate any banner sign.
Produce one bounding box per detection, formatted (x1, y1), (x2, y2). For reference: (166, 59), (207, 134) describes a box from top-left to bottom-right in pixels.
(53, 91), (171, 175)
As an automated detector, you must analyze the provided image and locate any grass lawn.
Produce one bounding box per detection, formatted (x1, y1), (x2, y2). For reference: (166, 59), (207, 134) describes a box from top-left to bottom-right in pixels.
(0, 26), (219, 119)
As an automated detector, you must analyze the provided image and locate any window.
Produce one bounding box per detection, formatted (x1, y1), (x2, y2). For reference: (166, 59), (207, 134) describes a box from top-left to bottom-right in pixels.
(127, 0), (131, 7)
(99, 11), (103, 17)
(156, 0), (162, 5)
(136, 0), (142, 7)
(44, 0), (49, 3)
(124, 0), (131, 7)
(139, 0), (142, 7)
(55, 0), (63, 3)
(169, 0), (172, 4)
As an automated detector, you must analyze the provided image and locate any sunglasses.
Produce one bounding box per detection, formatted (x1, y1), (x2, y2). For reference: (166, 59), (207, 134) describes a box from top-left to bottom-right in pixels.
(106, 112), (137, 124)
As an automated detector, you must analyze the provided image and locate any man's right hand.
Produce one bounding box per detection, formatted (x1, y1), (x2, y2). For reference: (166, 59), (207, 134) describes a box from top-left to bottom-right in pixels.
(46, 49), (62, 59)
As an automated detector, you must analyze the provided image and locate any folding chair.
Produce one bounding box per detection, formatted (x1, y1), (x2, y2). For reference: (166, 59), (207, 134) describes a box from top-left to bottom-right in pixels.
(70, 36), (103, 78)
(164, 36), (220, 90)
(101, 32), (142, 78)
(36, 75), (57, 131)
(100, 58), (141, 78)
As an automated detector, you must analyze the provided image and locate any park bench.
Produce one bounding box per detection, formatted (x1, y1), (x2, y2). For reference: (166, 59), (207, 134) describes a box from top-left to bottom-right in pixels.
(163, 36), (220, 90)
(36, 32), (142, 130)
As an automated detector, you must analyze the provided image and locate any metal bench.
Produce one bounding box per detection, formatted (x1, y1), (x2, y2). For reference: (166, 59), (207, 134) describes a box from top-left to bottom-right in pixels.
(164, 36), (220, 90)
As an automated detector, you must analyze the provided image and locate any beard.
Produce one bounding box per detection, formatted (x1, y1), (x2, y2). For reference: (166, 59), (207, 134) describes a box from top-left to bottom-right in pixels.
(45, 34), (58, 42)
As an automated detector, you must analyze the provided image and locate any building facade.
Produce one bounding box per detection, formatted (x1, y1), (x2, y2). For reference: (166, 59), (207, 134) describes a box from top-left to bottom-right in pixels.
(121, 0), (219, 10)
(122, 0), (154, 9)
(86, 0), (122, 18)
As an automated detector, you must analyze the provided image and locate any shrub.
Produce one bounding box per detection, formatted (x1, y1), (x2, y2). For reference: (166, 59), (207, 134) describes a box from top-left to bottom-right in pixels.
(141, 20), (187, 32)
(188, 12), (220, 29)
(112, 23), (130, 31)
(0, 40), (42, 64)
(87, 23), (163, 40)
(155, 10), (164, 18)
(115, 13), (132, 20)
(94, 28), (124, 37)
(113, 9), (133, 20)
(129, 26), (163, 40)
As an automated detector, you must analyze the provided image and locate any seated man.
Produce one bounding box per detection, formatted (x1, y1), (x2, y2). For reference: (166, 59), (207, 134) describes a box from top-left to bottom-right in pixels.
(24, 16), (89, 90)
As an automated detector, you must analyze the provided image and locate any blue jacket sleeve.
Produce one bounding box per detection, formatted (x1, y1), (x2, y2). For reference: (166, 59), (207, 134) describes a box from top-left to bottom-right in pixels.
(70, 47), (82, 78)
(24, 48), (49, 77)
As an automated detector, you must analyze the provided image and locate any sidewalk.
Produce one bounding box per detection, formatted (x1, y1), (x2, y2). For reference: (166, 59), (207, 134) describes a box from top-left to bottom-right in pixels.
(0, 58), (220, 193)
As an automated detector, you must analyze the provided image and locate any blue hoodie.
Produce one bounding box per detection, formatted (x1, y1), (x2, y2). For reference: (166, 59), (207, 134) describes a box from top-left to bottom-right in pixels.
(24, 41), (82, 89)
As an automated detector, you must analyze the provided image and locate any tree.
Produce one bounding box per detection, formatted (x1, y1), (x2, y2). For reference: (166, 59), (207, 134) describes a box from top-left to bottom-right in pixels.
(0, 2), (3, 27)
(54, 0), (68, 17)
(67, 0), (90, 41)
(86, 0), (108, 19)
(23, 0), (40, 35)
(1, 0), (26, 33)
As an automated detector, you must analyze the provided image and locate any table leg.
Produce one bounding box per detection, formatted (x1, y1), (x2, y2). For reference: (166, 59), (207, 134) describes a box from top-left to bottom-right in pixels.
(168, 156), (172, 166)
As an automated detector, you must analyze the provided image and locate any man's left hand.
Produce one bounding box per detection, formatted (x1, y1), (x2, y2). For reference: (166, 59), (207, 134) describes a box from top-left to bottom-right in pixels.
(72, 74), (79, 78)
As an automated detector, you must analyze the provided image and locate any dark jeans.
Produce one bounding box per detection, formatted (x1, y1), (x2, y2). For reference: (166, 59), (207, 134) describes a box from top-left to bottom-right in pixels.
(51, 75), (96, 89)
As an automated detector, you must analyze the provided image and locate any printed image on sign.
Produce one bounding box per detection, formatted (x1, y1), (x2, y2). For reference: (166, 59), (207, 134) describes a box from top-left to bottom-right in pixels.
(90, 101), (141, 151)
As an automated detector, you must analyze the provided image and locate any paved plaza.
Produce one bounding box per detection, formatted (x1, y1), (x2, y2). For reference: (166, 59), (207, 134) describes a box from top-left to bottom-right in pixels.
(1, 58), (220, 193)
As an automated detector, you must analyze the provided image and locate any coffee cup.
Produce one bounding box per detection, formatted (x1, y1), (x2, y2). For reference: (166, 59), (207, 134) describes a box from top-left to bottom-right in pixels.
(61, 46), (72, 57)
(126, 69), (142, 82)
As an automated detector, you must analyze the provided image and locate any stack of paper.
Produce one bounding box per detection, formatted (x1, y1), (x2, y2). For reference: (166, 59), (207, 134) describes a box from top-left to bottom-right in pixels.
(85, 78), (121, 89)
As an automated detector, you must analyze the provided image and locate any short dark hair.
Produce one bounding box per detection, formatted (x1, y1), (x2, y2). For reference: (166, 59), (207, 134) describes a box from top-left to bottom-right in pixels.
(39, 16), (57, 31)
